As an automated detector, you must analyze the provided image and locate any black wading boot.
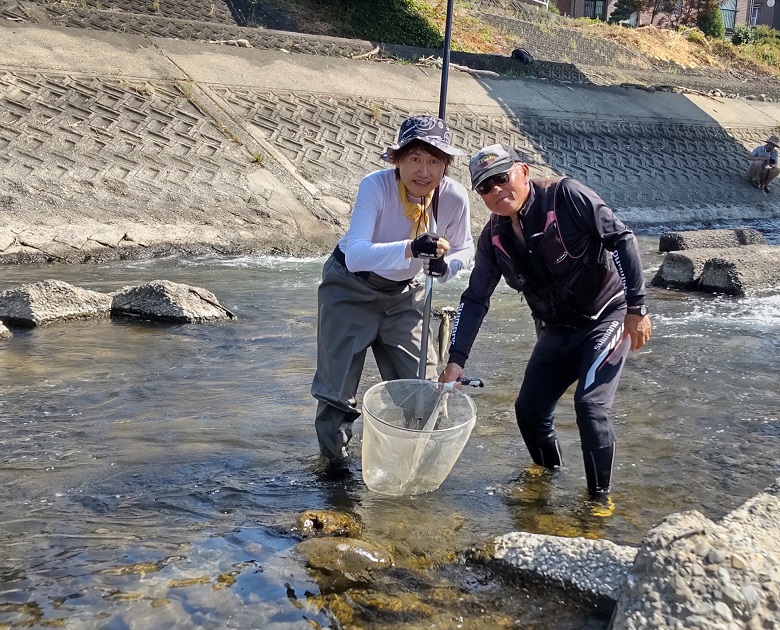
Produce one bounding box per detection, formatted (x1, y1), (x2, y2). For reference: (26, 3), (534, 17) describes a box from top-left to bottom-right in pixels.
(530, 438), (563, 470)
(583, 445), (615, 495)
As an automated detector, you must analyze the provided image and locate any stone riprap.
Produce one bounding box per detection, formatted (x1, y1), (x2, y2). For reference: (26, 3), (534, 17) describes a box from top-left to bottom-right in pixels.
(0, 279), (112, 326)
(111, 280), (235, 323)
(493, 532), (636, 602)
(611, 479), (780, 630)
(489, 532), (637, 603)
(482, 478), (780, 629)
(2, 18), (780, 264)
(654, 245), (780, 295)
(659, 228), (768, 252)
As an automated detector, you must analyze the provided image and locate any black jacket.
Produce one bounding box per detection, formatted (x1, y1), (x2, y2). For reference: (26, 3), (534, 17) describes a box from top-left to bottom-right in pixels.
(448, 177), (646, 367)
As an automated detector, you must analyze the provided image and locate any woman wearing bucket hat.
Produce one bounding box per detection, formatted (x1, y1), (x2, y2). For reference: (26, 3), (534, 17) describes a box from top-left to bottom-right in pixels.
(746, 135), (780, 193)
(311, 115), (474, 461)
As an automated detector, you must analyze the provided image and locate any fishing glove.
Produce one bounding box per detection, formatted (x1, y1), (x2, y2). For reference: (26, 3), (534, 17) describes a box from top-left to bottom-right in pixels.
(424, 256), (447, 278)
(410, 233), (439, 259)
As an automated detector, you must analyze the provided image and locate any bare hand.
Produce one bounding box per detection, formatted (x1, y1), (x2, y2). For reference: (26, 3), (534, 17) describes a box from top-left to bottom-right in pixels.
(624, 313), (652, 351)
(434, 237), (450, 258)
(439, 362), (464, 384)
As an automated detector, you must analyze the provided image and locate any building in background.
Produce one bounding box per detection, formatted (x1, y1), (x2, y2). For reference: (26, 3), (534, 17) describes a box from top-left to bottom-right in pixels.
(548, 0), (754, 31)
(749, 0), (779, 28)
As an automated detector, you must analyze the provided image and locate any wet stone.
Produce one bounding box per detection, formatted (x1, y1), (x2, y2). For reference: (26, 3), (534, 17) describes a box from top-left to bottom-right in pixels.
(111, 280), (234, 323)
(0, 279), (112, 327)
(294, 510), (362, 538)
(294, 537), (393, 575)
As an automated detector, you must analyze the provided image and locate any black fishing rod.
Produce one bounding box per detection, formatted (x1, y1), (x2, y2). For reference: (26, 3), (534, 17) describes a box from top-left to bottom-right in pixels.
(418, 0), (455, 381)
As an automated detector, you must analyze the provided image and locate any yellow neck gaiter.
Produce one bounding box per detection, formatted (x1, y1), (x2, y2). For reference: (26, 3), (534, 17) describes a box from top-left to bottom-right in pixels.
(397, 180), (433, 239)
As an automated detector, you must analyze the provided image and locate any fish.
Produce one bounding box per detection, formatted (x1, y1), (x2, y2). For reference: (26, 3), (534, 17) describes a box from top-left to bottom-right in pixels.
(436, 306), (456, 364)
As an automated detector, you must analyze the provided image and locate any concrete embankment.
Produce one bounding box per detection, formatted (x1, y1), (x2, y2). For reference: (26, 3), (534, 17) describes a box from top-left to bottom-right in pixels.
(2, 21), (780, 264)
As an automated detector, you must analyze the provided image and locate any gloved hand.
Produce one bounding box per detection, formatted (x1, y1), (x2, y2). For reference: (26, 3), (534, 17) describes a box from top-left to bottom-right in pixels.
(423, 256), (447, 278)
(410, 233), (440, 259)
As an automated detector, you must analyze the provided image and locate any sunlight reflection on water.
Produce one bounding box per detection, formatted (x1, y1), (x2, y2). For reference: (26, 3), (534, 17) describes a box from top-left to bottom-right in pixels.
(0, 232), (779, 627)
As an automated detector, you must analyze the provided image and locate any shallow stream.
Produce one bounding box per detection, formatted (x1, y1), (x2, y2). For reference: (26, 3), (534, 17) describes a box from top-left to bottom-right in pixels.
(1, 225), (779, 628)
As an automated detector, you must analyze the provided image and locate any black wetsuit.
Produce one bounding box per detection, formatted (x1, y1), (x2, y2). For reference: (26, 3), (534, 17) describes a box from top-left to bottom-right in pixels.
(448, 177), (646, 493)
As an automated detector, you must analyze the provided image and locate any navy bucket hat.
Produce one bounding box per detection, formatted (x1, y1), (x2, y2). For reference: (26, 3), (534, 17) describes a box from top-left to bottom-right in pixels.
(382, 115), (465, 162)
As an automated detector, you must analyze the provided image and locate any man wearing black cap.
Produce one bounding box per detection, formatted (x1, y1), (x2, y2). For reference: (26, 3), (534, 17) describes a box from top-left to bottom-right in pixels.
(439, 143), (651, 498)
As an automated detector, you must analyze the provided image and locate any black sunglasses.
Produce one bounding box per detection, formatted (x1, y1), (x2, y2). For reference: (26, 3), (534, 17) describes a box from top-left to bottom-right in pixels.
(476, 171), (511, 195)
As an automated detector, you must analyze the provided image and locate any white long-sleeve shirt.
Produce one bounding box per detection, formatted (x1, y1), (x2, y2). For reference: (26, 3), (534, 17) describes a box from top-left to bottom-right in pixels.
(337, 169), (474, 282)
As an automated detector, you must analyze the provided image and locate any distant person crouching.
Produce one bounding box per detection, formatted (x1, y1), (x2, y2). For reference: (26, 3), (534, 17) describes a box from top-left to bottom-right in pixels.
(746, 135), (779, 193)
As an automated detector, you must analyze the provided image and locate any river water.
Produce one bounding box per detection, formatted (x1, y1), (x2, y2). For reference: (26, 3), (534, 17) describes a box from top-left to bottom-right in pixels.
(1, 224), (779, 629)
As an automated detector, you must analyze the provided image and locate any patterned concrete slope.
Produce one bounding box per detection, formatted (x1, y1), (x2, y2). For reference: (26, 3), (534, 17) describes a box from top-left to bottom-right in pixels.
(8, 0), (293, 29)
(3, 0), (369, 55)
(216, 84), (780, 223)
(1, 21), (780, 263)
(0, 26), (350, 263)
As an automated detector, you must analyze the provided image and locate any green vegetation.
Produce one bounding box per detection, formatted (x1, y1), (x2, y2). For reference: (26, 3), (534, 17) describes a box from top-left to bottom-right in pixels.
(679, 25), (707, 44)
(731, 23), (754, 45)
(736, 25), (780, 66)
(271, 0), (443, 47)
(268, 0), (780, 78)
(696, 0), (725, 39)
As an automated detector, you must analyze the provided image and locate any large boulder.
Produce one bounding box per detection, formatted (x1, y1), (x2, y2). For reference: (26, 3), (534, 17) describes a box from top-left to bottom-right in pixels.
(653, 248), (722, 290)
(659, 229), (767, 252)
(0, 279), (112, 327)
(111, 280), (235, 323)
(653, 245), (780, 295)
(699, 248), (780, 296)
(611, 479), (780, 629)
(0, 320), (11, 339)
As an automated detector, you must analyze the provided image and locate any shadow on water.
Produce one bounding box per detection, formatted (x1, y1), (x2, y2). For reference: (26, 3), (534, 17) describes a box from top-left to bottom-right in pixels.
(1, 236), (779, 627)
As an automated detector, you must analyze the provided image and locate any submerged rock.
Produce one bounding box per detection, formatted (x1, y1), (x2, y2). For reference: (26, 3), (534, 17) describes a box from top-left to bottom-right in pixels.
(295, 537), (393, 575)
(309, 590), (435, 624)
(0, 279), (112, 327)
(111, 280), (235, 322)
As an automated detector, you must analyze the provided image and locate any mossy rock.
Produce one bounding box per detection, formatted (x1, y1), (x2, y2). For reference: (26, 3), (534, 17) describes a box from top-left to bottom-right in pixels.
(295, 509), (363, 538)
